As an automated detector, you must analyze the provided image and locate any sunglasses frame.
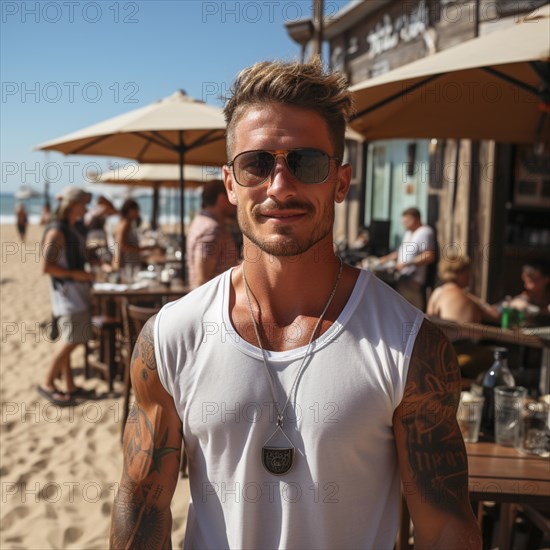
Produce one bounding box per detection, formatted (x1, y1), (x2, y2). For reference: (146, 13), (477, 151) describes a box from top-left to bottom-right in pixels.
(227, 148), (341, 187)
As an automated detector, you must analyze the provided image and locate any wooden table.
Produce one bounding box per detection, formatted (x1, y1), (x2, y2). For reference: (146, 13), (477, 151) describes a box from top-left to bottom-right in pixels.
(396, 440), (549, 550)
(92, 283), (189, 317)
(87, 284), (189, 387)
(429, 318), (550, 350)
(467, 442), (550, 505)
(429, 317), (550, 394)
(466, 441), (550, 550)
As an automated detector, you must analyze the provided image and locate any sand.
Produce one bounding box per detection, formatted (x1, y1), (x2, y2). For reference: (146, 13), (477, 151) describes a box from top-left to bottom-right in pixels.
(0, 224), (189, 549)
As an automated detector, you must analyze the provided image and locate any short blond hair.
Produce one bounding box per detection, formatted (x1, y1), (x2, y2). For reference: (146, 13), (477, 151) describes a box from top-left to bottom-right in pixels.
(438, 254), (471, 283)
(223, 57), (354, 160)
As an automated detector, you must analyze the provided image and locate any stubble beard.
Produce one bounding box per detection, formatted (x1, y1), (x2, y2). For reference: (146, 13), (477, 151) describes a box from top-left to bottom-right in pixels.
(237, 202), (335, 257)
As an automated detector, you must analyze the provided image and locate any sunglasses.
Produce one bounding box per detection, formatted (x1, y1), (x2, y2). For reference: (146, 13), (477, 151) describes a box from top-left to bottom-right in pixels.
(227, 148), (340, 187)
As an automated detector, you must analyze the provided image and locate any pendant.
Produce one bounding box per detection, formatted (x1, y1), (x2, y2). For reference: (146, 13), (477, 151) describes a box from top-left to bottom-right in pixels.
(262, 446), (294, 475)
(261, 422), (294, 475)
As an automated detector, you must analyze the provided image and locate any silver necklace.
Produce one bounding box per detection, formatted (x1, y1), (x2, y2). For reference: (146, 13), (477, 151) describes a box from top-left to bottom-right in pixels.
(242, 257), (343, 475)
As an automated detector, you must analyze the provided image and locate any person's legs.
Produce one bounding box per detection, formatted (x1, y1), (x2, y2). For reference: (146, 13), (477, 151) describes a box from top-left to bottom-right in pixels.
(41, 340), (78, 402)
(44, 340), (78, 384)
(16, 224), (26, 243)
(42, 312), (91, 394)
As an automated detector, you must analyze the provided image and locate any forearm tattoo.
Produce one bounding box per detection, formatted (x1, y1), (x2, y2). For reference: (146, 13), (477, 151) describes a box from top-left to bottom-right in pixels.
(110, 317), (180, 550)
(398, 321), (469, 515)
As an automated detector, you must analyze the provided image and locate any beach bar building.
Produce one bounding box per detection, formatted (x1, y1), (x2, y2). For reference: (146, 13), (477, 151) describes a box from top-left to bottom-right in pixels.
(286, 0), (550, 302)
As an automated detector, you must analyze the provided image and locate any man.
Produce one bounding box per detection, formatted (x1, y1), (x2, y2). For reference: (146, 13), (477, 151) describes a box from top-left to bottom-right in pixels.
(39, 186), (94, 405)
(379, 207), (436, 310)
(186, 179), (239, 289)
(111, 59), (481, 549)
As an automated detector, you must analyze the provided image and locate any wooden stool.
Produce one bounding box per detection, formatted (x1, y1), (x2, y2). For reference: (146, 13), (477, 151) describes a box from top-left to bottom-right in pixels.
(85, 315), (121, 392)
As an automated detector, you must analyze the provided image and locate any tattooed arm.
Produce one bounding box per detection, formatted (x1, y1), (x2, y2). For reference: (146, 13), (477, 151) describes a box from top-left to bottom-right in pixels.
(393, 320), (482, 549)
(110, 315), (182, 550)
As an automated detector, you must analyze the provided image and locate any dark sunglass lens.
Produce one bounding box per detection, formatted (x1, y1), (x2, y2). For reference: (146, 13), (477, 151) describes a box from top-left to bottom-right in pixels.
(287, 150), (330, 184)
(235, 151), (274, 186)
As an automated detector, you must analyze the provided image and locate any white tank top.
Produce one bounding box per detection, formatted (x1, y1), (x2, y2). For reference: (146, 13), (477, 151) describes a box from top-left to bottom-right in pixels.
(154, 268), (423, 549)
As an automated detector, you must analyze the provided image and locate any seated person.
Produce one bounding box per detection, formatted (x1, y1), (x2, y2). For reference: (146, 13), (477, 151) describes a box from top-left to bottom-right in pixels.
(510, 259), (550, 326)
(427, 254), (500, 324)
(112, 199), (160, 271)
(427, 254), (500, 380)
(86, 195), (118, 265)
(378, 207), (435, 310)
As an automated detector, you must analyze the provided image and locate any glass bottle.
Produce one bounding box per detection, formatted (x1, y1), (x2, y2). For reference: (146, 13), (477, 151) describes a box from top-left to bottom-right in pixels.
(480, 347), (515, 439)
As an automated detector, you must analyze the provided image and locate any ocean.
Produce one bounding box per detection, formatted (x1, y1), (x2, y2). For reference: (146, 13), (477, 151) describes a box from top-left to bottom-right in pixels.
(0, 189), (202, 226)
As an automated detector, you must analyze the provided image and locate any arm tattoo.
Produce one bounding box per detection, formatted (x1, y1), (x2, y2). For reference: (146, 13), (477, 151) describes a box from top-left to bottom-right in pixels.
(132, 317), (157, 370)
(111, 479), (173, 550)
(398, 321), (469, 515)
(112, 405), (179, 549)
(110, 315), (180, 550)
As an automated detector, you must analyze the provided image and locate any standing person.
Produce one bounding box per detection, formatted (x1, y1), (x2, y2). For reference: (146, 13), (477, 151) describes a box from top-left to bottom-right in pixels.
(186, 179), (239, 289)
(39, 187), (94, 405)
(15, 202), (28, 243)
(111, 59), (481, 549)
(379, 207), (436, 310)
(40, 202), (51, 226)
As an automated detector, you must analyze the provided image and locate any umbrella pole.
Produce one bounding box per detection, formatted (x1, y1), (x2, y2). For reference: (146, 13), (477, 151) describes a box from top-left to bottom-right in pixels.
(179, 139), (186, 284)
(152, 183), (159, 231)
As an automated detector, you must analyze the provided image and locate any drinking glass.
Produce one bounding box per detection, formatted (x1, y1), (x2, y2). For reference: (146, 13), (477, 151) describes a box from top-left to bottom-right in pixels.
(457, 392), (484, 443)
(494, 386), (527, 447)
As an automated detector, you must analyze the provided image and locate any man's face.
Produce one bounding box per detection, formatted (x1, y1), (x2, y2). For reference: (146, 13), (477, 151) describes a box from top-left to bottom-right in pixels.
(223, 103), (350, 257)
(401, 214), (417, 232)
(522, 267), (550, 293)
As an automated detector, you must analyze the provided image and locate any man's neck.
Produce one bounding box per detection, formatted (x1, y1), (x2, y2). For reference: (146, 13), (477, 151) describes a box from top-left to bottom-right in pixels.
(239, 240), (342, 323)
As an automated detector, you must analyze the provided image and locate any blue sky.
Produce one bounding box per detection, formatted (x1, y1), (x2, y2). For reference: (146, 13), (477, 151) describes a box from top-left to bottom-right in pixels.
(1, 0), (349, 194)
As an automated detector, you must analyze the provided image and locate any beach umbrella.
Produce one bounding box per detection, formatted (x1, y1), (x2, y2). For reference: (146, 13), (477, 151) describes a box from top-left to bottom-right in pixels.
(96, 164), (222, 229)
(349, 5), (550, 145)
(35, 90), (227, 277)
